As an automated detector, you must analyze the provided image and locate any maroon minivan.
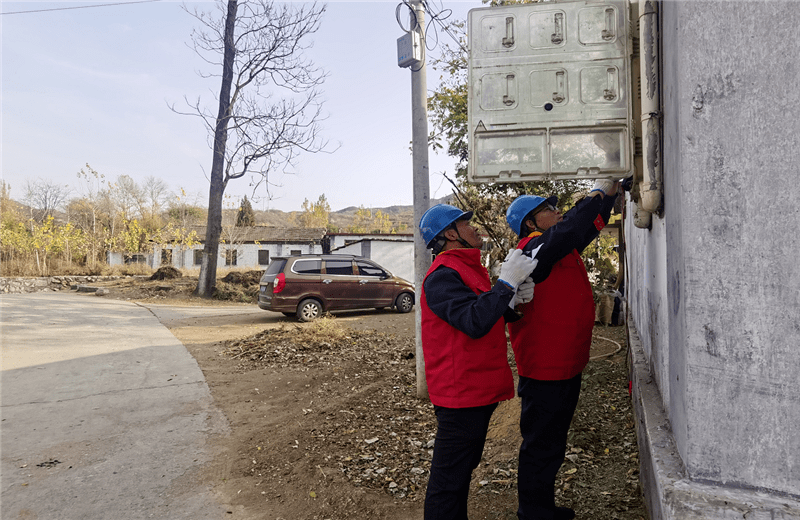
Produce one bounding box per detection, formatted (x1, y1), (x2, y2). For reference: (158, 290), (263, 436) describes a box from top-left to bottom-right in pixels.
(258, 254), (415, 321)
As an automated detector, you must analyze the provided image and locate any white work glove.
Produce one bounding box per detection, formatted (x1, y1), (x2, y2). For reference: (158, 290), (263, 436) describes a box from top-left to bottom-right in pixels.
(510, 276), (535, 309)
(499, 249), (538, 291)
(590, 179), (615, 195)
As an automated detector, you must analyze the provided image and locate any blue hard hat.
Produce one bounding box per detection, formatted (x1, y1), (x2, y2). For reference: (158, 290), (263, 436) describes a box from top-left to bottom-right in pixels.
(506, 195), (558, 237)
(419, 204), (473, 248)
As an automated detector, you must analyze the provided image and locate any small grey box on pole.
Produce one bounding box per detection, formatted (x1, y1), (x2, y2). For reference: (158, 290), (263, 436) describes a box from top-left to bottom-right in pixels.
(398, 0), (431, 399)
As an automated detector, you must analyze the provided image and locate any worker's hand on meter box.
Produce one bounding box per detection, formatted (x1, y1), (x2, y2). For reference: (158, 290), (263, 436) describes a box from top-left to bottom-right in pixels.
(590, 179), (615, 196)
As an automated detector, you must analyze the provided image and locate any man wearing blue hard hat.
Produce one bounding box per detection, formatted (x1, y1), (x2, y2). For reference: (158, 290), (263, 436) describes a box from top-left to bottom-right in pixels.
(505, 180), (620, 520)
(418, 203), (538, 519)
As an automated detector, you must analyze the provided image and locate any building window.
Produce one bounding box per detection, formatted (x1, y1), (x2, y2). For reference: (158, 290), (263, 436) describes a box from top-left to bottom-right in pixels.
(225, 249), (238, 266)
(161, 249), (173, 266)
(290, 249), (302, 256)
(258, 250), (270, 265)
(125, 254), (147, 264)
(194, 249), (203, 265)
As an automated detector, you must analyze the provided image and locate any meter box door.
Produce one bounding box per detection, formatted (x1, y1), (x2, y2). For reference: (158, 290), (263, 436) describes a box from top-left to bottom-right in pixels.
(468, 0), (634, 183)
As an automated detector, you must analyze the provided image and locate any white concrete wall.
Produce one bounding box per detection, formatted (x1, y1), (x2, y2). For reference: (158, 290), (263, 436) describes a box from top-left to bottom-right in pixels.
(627, 0), (800, 509)
(217, 243), (322, 268)
(369, 241), (414, 283)
(335, 240), (414, 283)
(155, 243), (323, 270)
(625, 210), (670, 408)
(328, 234), (412, 250)
(106, 251), (152, 267)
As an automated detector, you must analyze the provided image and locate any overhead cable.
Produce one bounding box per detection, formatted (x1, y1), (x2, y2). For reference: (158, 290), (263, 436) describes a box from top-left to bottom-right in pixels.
(2, 0), (161, 16)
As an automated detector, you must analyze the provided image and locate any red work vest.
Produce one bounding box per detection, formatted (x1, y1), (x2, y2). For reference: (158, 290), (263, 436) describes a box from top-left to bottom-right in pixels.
(421, 248), (514, 408)
(507, 235), (596, 380)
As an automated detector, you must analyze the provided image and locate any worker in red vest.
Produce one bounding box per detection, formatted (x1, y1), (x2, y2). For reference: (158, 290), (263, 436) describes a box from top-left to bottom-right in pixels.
(505, 180), (620, 520)
(419, 203), (537, 520)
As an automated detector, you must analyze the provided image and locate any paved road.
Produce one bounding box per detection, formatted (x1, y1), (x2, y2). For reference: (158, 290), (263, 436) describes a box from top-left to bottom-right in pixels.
(0, 292), (248, 519)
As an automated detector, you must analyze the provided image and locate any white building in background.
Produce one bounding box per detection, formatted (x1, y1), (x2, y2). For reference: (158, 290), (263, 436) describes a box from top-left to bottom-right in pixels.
(107, 228), (417, 281)
(108, 226), (327, 270)
(326, 233), (414, 282)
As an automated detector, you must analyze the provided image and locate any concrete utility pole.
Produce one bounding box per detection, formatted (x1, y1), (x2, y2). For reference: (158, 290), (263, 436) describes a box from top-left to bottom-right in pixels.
(409, 0), (431, 399)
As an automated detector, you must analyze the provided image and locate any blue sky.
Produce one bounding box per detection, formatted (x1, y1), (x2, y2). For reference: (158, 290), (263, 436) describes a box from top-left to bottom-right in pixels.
(2, 0), (481, 213)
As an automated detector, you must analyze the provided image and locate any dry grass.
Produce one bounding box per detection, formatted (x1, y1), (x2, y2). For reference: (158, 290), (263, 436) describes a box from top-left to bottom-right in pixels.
(0, 261), (262, 280)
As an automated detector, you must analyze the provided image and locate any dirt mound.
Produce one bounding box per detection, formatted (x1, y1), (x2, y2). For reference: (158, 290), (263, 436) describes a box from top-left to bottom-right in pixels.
(221, 270), (262, 285)
(149, 266), (182, 280)
(213, 270), (262, 303)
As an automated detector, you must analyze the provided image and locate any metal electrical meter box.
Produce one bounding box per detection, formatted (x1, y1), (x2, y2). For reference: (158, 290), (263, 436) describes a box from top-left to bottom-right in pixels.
(467, 0), (633, 183)
(397, 31), (422, 68)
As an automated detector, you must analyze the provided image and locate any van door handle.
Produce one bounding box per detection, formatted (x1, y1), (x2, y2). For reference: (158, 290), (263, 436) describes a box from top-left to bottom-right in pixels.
(323, 279), (332, 284)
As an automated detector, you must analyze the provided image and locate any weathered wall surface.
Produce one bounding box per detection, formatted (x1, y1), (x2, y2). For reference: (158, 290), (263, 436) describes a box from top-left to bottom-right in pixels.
(670, 0), (800, 495)
(627, 0), (800, 512)
(625, 214), (670, 405)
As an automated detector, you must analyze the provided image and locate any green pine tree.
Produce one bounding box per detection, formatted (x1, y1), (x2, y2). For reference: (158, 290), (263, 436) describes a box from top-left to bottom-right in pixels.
(236, 196), (256, 227)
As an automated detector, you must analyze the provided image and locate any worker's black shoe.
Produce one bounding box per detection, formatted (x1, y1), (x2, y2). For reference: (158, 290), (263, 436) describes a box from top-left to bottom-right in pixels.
(555, 506), (576, 520)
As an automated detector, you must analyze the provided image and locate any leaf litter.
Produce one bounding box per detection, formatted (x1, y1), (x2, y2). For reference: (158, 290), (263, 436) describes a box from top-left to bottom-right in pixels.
(221, 318), (646, 519)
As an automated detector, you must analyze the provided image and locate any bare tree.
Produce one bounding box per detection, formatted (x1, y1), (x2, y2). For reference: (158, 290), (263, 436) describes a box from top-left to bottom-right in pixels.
(112, 175), (143, 223)
(219, 198), (248, 268)
(141, 176), (169, 225)
(23, 178), (70, 224)
(176, 0), (329, 297)
(168, 188), (206, 229)
(70, 164), (109, 270)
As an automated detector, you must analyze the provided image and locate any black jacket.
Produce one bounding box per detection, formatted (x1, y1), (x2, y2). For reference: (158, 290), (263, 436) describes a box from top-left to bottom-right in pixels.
(521, 194), (617, 283)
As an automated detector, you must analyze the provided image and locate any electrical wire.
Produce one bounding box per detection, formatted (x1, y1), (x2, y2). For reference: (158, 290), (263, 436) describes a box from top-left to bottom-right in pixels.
(395, 0), (469, 72)
(1, 0), (161, 16)
(589, 335), (623, 360)
(423, 0), (469, 56)
(394, 0), (424, 71)
(395, 1), (417, 33)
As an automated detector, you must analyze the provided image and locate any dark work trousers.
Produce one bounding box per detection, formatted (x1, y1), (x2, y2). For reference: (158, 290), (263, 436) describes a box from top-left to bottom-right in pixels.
(424, 402), (498, 520)
(517, 373), (582, 520)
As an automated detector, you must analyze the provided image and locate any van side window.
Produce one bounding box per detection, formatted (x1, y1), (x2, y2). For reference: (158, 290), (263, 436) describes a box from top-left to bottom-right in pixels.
(324, 259), (354, 275)
(265, 258), (287, 275)
(292, 259), (322, 274)
(357, 261), (386, 277)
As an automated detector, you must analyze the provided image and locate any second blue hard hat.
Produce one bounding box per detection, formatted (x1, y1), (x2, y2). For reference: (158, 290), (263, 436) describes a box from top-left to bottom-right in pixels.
(506, 195), (558, 237)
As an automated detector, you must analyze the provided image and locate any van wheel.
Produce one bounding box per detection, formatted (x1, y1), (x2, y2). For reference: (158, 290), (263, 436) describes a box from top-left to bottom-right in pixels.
(297, 299), (323, 322)
(395, 293), (414, 313)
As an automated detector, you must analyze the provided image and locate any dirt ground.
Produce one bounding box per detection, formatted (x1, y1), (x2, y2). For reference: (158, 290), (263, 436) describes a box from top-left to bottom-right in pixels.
(93, 274), (647, 520)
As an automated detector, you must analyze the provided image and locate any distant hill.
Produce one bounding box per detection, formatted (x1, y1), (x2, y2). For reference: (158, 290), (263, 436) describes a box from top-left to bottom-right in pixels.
(3, 192), (455, 233)
(253, 194), (454, 231)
